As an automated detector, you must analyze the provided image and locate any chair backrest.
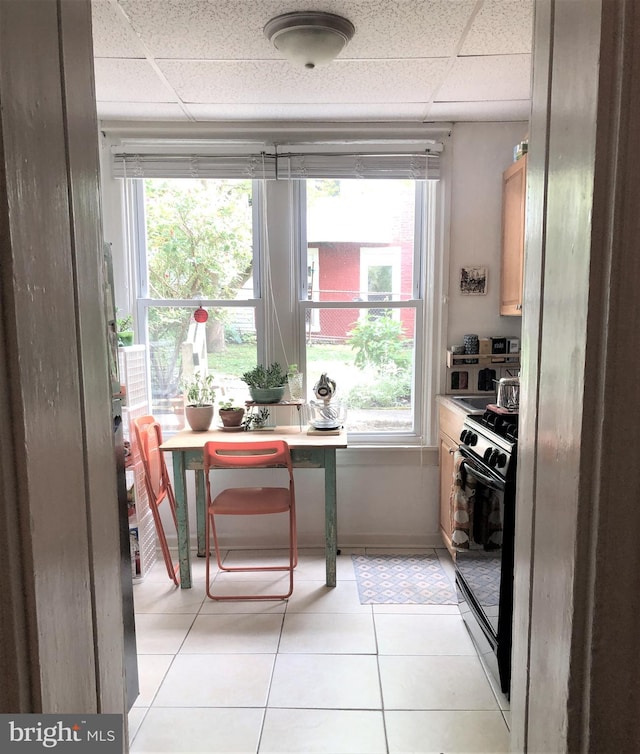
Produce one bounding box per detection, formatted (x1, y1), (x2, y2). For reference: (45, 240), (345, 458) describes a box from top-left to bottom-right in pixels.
(133, 415), (168, 503)
(203, 439), (293, 478)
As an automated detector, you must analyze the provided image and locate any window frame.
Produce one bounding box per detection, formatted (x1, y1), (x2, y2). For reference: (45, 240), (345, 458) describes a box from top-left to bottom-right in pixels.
(293, 179), (433, 445)
(129, 177), (266, 413)
(124, 174), (441, 446)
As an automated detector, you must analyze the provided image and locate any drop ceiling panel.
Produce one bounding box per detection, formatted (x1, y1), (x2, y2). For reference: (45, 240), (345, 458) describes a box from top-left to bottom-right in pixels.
(461, 0), (533, 55)
(117, 0), (476, 60)
(437, 54), (531, 102)
(92, 0), (534, 124)
(185, 102), (428, 122)
(91, 0), (145, 58)
(160, 59), (450, 104)
(94, 59), (179, 102)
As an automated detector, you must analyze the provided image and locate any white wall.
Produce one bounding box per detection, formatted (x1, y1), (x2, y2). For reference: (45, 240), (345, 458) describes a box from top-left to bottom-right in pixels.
(164, 448), (440, 551)
(446, 121), (528, 347)
(100, 121), (526, 551)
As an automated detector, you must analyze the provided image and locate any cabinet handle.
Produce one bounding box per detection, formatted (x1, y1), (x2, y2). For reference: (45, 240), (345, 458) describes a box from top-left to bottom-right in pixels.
(448, 446), (458, 455)
(516, 304), (522, 311)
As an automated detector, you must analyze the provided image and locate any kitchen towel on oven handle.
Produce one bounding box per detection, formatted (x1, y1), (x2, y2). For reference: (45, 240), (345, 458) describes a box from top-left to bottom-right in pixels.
(449, 451), (476, 550)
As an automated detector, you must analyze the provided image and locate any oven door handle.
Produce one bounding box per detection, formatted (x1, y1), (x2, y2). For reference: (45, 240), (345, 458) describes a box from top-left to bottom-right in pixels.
(457, 447), (506, 491)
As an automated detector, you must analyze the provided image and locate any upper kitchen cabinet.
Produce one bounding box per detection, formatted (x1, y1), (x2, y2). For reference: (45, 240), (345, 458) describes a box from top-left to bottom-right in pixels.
(500, 154), (527, 316)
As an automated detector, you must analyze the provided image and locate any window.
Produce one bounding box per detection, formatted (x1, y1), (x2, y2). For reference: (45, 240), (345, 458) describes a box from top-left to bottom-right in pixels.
(118, 140), (441, 443)
(300, 179), (428, 437)
(132, 178), (261, 432)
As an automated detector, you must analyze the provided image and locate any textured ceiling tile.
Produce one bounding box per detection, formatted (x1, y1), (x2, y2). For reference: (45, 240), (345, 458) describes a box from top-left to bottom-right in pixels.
(185, 102), (428, 121)
(93, 59), (179, 102)
(91, 0), (146, 58)
(427, 99), (531, 121)
(118, 0), (292, 59)
(461, 0), (533, 55)
(117, 0), (476, 60)
(159, 58), (449, 104)
(96, 102), (189, 120)
(437, 54), (531, 102)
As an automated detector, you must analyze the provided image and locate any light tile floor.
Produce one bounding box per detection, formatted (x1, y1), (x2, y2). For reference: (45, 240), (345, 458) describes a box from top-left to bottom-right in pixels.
(128, 548), (510, 754)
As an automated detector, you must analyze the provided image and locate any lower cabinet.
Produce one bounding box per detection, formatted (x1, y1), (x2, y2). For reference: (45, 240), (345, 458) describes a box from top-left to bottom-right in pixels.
(438, 401), (466, 556)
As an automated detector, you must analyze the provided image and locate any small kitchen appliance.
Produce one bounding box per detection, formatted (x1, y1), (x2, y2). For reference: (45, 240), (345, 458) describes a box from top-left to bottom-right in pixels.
(308, 373), (345, 431)
(495, 376), (520, 410)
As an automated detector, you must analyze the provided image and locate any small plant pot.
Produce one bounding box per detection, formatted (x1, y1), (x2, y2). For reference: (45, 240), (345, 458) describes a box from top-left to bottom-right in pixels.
(248, 386), (285, 403)
(219, 408), (245, 427)
(185, 405), (214, 432)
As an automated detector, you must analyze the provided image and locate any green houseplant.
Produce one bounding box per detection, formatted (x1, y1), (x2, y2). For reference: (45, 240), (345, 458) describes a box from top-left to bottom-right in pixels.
(184, 372), (216, 431)
(117, 313), (134, 346)
(218, 399), (245, 428)
(241, 362), (287, 403)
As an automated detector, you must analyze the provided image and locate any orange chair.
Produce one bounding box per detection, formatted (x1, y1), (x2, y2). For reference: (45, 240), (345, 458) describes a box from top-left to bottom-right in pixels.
(203, 439), (297, 601)
(133, 416), (180, 586)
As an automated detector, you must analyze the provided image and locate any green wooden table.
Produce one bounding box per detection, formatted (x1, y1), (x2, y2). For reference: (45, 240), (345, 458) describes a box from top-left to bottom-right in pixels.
(160, 426), (347, 589)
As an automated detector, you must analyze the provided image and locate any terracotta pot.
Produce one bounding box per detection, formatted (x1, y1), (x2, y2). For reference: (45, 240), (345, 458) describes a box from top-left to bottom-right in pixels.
(219, 408), (245, 427)
(185, 405), (214, 432)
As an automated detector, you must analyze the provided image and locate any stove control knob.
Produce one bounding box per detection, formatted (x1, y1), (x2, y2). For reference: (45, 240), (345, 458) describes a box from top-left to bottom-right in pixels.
(488, 449), (500, 467)
(459, 430), (468, 444)
(468, 432), (478, 447)
(496, 452), (507, 469)
(483, 447), (493, 463)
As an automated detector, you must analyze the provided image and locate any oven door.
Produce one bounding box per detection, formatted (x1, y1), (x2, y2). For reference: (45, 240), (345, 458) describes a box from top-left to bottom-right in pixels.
(454, 447), (506, 637)
(455, 446), (515, 695)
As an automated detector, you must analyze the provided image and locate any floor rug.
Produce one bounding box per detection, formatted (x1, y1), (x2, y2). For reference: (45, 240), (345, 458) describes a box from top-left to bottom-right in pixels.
(352, 554), (457, 605)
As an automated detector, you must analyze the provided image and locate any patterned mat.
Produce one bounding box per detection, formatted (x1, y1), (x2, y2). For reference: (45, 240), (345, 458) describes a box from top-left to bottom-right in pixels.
(352, 554), (457, 605)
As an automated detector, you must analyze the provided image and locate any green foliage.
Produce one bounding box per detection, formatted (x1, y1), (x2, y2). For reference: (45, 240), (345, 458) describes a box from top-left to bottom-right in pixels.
(143, 179), (253, 397)
(219, 400), (243, 411)
(241, 362), (287, 389)
(242, 407), (270, 430)
(184, 372), (216, 406)
(346, 373), (412, 409)
(347, 313), (411, 373)
(144, 179), (253, 301)
(117, 313), (133, 331)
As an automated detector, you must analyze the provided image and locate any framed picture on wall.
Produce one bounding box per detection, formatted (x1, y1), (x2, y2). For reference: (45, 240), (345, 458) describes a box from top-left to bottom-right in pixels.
(460, 266), (488, 295)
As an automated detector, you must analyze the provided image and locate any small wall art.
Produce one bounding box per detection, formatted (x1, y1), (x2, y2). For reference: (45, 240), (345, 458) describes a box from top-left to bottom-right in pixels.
(460, 266), (488, 296)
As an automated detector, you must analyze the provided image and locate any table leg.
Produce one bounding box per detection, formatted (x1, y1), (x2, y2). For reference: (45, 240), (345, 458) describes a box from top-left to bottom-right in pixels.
(171, 451), (192, 589)
(195, 469), (206, 557)
(324, 448), (337, 587)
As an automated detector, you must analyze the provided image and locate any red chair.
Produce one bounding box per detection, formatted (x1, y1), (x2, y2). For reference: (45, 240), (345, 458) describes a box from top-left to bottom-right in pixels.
(203, 439), (297, 601)
(133, 416), (180, 586)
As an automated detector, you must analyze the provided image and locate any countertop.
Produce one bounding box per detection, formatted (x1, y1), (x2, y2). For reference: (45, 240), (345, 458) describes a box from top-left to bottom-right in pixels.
(436, 394), (494, 415)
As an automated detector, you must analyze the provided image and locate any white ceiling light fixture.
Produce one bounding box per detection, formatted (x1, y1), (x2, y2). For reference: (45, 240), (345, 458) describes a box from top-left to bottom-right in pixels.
(264, 11), (355, 69)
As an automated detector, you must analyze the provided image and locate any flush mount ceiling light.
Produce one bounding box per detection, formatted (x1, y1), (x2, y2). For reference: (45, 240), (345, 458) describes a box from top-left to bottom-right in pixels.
(264, 11), (355, 69)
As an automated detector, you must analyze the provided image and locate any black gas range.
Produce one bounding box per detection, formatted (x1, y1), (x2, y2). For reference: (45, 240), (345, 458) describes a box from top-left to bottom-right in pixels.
(459, 406), (518, 482)
(454, 405), (518, 697)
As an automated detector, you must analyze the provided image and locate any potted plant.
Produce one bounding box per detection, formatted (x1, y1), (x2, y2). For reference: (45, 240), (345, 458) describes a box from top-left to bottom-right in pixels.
(218, 400), (245, 428)
(117, 313), (134, 346)
(242, 406), (271, 431)
(184, 372), (216, 431)
(241, 362), (287, 403)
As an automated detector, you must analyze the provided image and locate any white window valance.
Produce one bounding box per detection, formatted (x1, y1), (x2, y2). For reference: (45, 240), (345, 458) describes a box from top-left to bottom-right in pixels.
(111, 142), (441, 181)
(276, 151), (439, 180)
(111, 152), (277, 180)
